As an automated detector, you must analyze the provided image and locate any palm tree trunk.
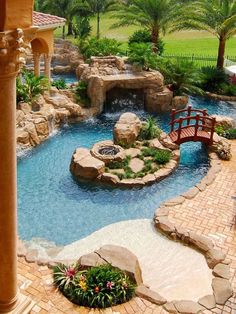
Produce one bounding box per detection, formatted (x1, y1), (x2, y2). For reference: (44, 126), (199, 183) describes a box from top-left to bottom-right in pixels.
(67, 21), (73, 36)
(97, 11), (100, 39)
(217, 36), (226, 69)
(151, 27), (159, 53)
(62, 25), (65, 39)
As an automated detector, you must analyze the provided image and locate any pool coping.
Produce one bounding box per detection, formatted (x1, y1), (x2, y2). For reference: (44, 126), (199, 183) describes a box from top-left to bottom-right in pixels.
(17, 147), (233, 313)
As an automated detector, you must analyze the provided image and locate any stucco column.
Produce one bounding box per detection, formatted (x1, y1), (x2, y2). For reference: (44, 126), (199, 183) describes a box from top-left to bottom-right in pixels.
(0, 73), (18, 312)
(33, 52), (41, 77)
(0, 28), (35, 314)
(44, 54), (52, 81)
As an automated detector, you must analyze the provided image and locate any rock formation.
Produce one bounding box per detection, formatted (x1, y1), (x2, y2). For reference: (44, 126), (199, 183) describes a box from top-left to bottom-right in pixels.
(113, 112), (142, 146)
(16, 88), (95, 149)
(77, 56), (176, 113)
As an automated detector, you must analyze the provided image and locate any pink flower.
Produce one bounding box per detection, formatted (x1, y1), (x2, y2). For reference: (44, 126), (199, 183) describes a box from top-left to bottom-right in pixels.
(64, 267), (77, 278)
(106, 281), (114, 290)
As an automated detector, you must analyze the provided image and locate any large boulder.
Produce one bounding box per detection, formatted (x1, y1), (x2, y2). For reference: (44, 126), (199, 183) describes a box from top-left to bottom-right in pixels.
(79, 245), (143, 285)
(210, 133), (232, 160)
(70, 148), (105, 180)
(113, 112), (142, 146)
(212, 114), (236, 130)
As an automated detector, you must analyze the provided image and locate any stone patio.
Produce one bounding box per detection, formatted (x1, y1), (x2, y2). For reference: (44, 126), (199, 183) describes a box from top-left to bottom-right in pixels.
(18, 141), (236, 313)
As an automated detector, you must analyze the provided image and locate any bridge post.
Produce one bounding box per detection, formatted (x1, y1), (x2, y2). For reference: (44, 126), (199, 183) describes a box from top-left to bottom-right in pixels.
(210, 117), (216, 143)
(194, 114), (200, 141)
(187, 105), (192, 126)
(177, 117), (183, 143)
(170, 109), (176, 132)
(202, 109), (207, 130)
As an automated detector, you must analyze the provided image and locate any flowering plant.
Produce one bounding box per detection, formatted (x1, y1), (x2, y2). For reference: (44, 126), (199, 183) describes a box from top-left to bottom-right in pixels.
(53, 263), (136, 308)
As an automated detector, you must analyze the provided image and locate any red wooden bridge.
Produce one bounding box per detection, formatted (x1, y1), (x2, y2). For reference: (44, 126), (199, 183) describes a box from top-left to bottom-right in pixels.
(169, 106), (216, 145)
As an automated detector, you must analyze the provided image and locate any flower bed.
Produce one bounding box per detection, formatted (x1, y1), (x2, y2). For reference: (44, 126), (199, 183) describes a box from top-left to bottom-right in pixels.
(53, 263), (136, 308)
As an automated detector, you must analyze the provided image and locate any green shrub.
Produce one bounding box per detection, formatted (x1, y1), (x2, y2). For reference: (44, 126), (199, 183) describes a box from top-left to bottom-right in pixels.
(128, 30), (165, 56)
(108, 156), (131, 170)
(128, 43), (159, 70)
(154, 149), (171, 164)
(139, 117), (161, 140)
(218, 83), (236, 96)
(215, 125), (225, 136)
(75, 81), (90, 106)
(216, 125), (236, 139)
(79, 37), (122, 60)
(53, 263), (136, 308)
(52, 78), (67, 90)
(16, 69), (48, 104)
(224, 129), (236, 139)
(200, 66), (229, 93)
(141, 147), (158, 157)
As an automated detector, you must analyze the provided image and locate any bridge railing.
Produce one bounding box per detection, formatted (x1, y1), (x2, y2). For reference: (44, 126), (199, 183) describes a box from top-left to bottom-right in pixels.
(170, 106), (216, 143)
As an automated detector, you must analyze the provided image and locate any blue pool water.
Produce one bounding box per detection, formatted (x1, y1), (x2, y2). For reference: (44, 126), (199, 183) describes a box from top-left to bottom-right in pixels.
(51, 72), (78, 84)
(17, 97), (236, 245)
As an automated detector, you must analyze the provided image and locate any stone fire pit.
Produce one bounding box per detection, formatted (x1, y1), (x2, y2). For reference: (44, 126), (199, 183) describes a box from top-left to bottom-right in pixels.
(91, 140), (125, 165)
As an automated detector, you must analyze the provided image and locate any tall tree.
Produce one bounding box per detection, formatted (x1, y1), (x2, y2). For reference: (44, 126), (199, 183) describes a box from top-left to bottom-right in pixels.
(43, 0), (85, 38)
(85, 0), (116, 39)
(111, 0), (182, 51)
(176, 0), (236, 69)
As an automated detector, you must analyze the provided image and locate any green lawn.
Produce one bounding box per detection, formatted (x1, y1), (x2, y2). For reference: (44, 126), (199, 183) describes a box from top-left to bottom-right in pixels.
(54, 12), (236, 58)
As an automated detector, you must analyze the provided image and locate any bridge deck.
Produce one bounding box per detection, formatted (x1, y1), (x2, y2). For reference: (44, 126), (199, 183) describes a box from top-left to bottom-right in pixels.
(169, 126), (211, 144)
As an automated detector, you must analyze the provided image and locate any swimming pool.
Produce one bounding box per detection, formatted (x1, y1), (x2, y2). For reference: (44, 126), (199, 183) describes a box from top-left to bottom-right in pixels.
(17, 97), (236, 245)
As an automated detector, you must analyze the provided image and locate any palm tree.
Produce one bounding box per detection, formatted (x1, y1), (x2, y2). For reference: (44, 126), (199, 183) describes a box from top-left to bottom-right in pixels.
(43, 0), (85, 38)
(176, 0), (236, 69)
(85, 0), (116, 39)
(111, 0), (182, 51)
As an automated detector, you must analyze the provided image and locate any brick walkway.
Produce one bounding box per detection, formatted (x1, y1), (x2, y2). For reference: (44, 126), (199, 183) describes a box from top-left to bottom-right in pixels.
(18, 141), (236, 314)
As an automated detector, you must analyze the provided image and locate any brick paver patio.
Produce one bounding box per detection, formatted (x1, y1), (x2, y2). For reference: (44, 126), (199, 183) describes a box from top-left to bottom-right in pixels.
(18, 141), (236, 313)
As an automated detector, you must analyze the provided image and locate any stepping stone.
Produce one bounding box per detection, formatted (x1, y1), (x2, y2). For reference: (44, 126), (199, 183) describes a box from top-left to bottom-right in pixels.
(212, 277), (233, 305)
(198, 295), (216, 310)
(129, 158), (144, 173)
(213, 263), (231, 279)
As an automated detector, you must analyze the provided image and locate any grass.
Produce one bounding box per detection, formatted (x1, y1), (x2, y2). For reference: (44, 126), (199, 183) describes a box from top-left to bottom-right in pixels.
(54, 12), (236, 58)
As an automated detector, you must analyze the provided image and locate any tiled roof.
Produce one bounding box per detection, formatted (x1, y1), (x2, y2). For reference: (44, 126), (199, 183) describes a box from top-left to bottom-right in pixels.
(33, 11), (66, 28)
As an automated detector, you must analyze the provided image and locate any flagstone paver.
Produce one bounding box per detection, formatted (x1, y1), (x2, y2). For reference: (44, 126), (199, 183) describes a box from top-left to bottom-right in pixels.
(17, 141), (236, 313)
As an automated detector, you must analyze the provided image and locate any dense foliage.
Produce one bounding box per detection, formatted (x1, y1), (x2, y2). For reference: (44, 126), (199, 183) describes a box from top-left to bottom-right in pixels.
(175, 0), (236, 68)
(79, 37), (122, 60)
(74, 80), (90, 106)
(53, 263), (136, 308)
(139, 117), (162, 140)
(215, 125), (236, 139)
(52, 78), (68, 90)
(128, 30), (165, 55)
(16, 70), (48, 104)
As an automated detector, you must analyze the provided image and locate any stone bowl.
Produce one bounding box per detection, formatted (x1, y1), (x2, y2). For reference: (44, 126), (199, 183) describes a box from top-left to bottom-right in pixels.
(91, 140), (125, 165)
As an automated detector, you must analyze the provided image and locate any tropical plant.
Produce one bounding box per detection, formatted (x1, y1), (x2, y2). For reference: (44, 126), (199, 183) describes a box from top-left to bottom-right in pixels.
(111, 0), (182, 52)
(79, 37), (122, 60)
(176, 0), (236, 68)
(16, 70), (48, 104)
(128, 29), (165, 55)
(74, 80), (90, 106)
(200, 66), (229, 92)
(52, 78), (68, 89)
(43, 0), (85, 38)
(73, 16), (92, 39)
(219, 83), (236, 96)
(139, 117), (161, 140)
(224, 129), (236, 139)
(53, 263), (136, 308)
(128, 43), (159, 70)
(154, 149), (171, 164)
(157, 59), (204, 96)
(85, 0), (116, 39)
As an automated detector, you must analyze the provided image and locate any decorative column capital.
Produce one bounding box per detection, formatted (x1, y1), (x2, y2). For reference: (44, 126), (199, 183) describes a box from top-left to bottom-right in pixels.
(0, 27), (38, 77)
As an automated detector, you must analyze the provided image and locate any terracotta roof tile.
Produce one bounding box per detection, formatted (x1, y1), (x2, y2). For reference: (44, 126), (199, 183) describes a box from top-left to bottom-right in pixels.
(33, 11), (66, 28)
